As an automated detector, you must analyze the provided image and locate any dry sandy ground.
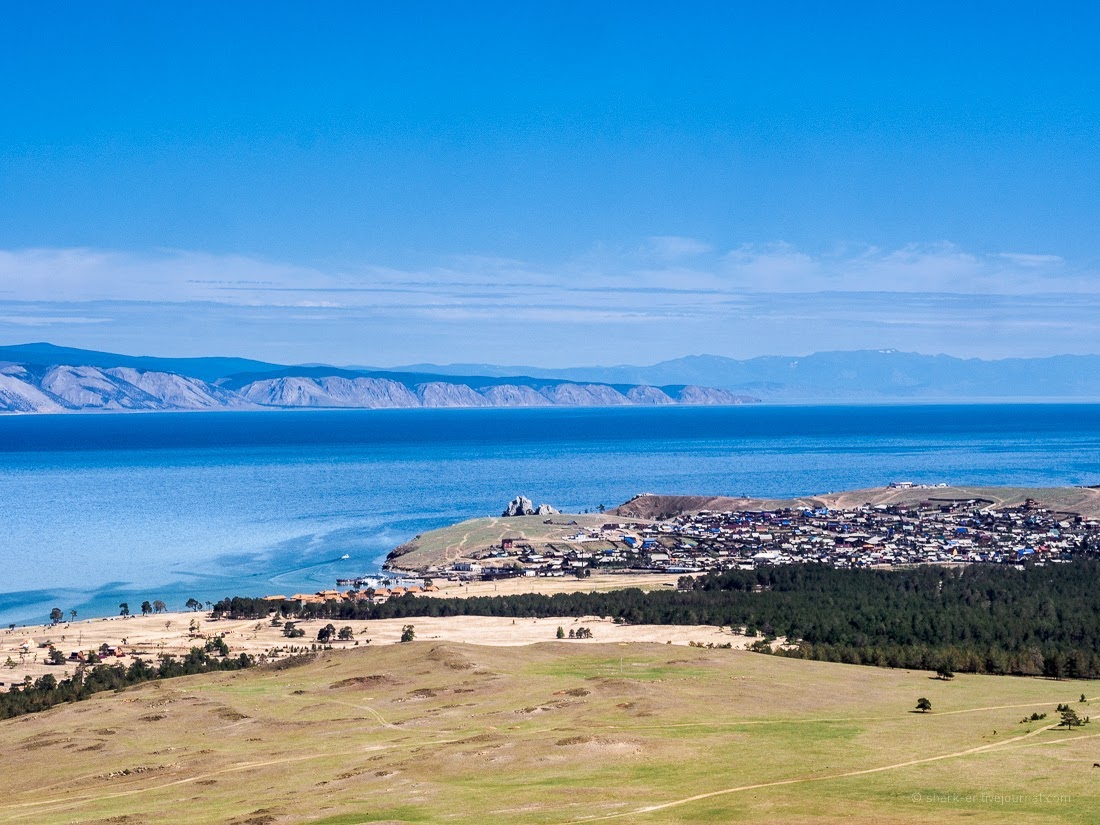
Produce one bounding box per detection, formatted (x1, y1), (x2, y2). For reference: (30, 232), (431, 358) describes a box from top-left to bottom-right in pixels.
(1, 610), (742, 689)
(1, 573), (702, 689)
(426, 571), (688, 598)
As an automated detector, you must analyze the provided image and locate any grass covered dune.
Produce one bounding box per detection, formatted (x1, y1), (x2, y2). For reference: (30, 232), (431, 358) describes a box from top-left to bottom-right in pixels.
(0, 641), (1097, 824)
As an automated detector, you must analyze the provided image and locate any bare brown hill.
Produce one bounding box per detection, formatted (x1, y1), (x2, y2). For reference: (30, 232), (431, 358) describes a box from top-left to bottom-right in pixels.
(614, 486), (1100, 520)
(613, 493), (828, 520)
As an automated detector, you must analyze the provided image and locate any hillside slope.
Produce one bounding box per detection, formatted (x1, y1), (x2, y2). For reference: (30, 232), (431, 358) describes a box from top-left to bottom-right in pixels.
(1, 641), (1097, 824)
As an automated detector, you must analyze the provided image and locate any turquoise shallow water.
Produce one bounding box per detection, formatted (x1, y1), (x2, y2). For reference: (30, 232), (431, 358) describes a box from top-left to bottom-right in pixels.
(0, 404), (1098, 626)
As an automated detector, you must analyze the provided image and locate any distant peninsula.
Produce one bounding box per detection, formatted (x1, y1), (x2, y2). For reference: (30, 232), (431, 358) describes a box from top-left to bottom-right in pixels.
(3, 343), (1099, 412)
(0, 343), (756, 414)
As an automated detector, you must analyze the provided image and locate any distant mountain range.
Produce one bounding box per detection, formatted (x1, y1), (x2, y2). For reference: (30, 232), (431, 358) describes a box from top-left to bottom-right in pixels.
(1, 343), (1097, 414)
(0, 343), (755, 414)
(380, 350), (1100, 400)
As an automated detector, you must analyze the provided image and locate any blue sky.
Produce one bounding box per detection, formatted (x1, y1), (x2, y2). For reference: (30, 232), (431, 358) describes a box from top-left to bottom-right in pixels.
(1, 1), (1097, 365)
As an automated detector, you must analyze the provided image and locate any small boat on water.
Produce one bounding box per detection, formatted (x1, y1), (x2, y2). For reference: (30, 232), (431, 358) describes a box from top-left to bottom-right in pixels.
(340, 554), (350, 560)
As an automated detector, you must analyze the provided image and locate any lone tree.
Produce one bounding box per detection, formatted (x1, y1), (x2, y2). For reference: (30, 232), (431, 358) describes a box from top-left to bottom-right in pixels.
(49, 607), (63, 625)
(936, 666), (955, 681)
(1059, 706), (1086, 728)
(119, 602), (130, 617)
(153, 600), (167, 614)
(400, 624), (416, 643)
(337, 626), (354, 641)
(317, 624), (337, 643)
(141, 601), (152, 616)
(556, 626), (565, 639)
(916, 697), (933, 713)
(69, 609), (77, 623)
(185, 598), (203, 612)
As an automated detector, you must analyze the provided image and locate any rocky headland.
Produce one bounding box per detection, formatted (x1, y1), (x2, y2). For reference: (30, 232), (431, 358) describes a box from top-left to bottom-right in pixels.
(0, 360), (758, 414)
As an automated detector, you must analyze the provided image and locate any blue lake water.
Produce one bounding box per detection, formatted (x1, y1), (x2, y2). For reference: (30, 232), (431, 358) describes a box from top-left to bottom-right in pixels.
(0, 404), (1098, 626)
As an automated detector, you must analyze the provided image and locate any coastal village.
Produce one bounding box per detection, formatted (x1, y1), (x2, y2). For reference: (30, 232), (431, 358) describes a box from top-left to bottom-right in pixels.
(218, 488), (1100, 612)
(357, 487), (1100, 599)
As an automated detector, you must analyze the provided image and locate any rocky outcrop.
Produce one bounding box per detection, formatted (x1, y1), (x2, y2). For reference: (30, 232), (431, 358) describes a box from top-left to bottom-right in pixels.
(318, 376), (420, 408)
(478, 384), (552, 406)
(626, 385), (675, 405)
(416, 382), (489, 408)
(502, 496), (559, 517)
(503, 496), (535, 516)
(675, 385), (757, 405)
(539, 383), (631, 406)
(0, 368), (64, 413)
(40, 366), (163, 410)
(105, 367), (250, 409)
(239, 377), (334, 407)
(0, 364), (251, 412)
(240, 376), (422, 408)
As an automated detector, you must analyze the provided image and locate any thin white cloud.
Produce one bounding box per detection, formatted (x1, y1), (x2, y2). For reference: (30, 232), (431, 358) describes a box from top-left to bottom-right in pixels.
(721, 242), (1087, 294)
(643, 235), (714, 261)
(997, 252), (1065, 268)
(0, 314), (113, 326)
(0, 242), (1092, 307)
(723, 242), (820, 288)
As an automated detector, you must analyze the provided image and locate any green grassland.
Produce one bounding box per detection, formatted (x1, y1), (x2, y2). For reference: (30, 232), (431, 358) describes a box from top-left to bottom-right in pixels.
(1, 642), (1098, 824)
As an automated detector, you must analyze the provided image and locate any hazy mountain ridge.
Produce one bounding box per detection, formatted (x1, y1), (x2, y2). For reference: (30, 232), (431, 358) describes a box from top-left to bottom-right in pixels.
(0, 342), (282, 382)
(0, 344), (757, 413)
(4, 343), (1097, 413)
(384, 350), (1100, 399)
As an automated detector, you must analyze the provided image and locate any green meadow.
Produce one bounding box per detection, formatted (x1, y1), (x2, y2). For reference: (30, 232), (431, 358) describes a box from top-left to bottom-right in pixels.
(0, 641), (1097, 824)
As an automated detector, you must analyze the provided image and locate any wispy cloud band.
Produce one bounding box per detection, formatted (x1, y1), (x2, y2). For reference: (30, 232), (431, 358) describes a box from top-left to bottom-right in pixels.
(0, 239), (1094, 363)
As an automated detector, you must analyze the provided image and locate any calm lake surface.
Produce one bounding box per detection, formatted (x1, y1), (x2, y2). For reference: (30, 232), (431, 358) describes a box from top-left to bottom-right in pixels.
(1, 404), (1098, 626)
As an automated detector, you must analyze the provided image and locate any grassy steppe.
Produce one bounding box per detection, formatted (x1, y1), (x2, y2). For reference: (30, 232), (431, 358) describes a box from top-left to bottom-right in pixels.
(1, 642), (1098, 824)
(389, 514), (645, 570)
